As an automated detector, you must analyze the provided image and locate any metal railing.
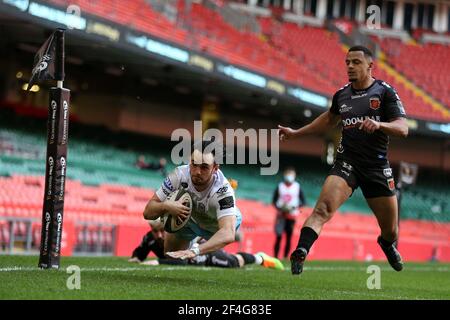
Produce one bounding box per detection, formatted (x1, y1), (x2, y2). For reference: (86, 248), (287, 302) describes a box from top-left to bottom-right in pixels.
(73, 222), (116, 257)
(0, 217), (116, 256)
(0, 217), (38, 255)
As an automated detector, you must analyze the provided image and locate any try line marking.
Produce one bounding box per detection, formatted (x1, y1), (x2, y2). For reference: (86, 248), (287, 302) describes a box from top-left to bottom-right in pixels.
(0, 266), (448, 272)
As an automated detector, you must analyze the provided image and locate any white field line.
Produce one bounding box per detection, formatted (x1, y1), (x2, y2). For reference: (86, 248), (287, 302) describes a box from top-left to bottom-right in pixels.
(0, 266), (214, 272)
(0, 266), (448, 272)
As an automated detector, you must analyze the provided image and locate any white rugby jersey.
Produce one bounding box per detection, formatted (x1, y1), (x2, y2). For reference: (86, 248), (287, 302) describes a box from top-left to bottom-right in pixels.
(156, 165), (238, 233)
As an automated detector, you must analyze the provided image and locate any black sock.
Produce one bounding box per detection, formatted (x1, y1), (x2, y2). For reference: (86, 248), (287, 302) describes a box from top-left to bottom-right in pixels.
(296, 227), (318, 253)
(274, 235), (281, 258)
(379, 236), (395, 247)
(131, 232), (153, 261)
(284, 235), (292, 258)
(237, 252), (256, 265)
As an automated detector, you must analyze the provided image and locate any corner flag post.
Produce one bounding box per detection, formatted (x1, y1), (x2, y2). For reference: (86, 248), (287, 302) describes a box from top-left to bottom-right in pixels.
(29, 29), (70, 269)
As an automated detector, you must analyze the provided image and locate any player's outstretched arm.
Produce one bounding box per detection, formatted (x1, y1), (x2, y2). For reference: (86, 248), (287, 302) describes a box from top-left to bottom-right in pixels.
(165, 216), (236, 260)
(197, 215), (236, 255)
(278, 110), (340, 141)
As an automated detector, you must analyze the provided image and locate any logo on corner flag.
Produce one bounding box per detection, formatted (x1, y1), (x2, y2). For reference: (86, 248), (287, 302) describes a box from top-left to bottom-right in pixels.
(28, 32), (58, 90)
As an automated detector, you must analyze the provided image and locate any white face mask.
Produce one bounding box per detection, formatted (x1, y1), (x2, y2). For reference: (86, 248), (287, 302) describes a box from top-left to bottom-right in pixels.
(284, 174), (295, 183)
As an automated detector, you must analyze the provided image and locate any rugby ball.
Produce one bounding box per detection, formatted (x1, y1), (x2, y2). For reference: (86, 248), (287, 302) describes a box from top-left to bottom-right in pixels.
(162, 189), (193, 233)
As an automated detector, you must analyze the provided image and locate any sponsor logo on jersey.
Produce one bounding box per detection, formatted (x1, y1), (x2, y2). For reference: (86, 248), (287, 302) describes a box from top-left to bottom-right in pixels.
(342, 161), (353, 171)
(163, 177), (174, 192)
(218, 196), (234, 210)
(339, 104), (353, 113)
(342, 115), (381, 128)
(369, 96), (381, 110)
(351, 93), (367, 99)
(216, 186), (229, 195)
(383, 168), (392, 177)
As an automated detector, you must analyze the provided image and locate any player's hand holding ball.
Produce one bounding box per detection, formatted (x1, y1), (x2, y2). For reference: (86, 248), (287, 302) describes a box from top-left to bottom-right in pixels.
(162, 189), (193, 233)
(163, 198), (190, 224)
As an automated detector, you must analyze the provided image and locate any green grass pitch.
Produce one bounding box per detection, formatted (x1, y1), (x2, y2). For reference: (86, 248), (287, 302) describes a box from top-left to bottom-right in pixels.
(0, 256), (449, 300)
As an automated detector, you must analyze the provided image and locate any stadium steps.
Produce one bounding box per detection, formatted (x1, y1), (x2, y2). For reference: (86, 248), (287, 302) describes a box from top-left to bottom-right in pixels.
(376, 38), (450, 109)
(39, 1), (450, 123)
(376, 59), (450, 120)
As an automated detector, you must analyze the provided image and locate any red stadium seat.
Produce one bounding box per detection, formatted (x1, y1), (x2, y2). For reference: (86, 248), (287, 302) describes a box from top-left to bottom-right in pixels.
(40, 1), (449, 122)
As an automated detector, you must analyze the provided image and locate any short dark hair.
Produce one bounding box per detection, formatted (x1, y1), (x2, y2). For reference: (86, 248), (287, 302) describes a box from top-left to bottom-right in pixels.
(191, 137), (225, 164)
(284, 166), (296, 173)
(348, 45), (373, 59)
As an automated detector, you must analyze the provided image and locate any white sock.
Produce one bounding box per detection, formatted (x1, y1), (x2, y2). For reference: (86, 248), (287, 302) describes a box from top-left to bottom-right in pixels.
(254, 254), (263, 265)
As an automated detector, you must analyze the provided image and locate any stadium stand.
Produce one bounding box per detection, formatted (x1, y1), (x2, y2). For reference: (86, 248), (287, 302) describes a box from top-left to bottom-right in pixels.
(259, 17), (346, 94)
(378, 38), (450, 108)
(49, 0), (189, 44)
(259, 18), (450, 122)
(1, 102), (449, 221)
(42, 0), (449, 122)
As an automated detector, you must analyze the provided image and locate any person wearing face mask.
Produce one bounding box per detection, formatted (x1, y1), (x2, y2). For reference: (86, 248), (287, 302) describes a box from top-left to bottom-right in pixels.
(272, 167), (306, 259)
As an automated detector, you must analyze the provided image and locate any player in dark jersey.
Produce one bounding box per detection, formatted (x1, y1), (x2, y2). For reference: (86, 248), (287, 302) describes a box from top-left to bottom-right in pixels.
(278, 46), (408, 275)
(128, 220), (165, 263)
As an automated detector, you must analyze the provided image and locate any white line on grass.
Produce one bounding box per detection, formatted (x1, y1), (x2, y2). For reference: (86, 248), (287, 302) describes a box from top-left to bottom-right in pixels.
(0, 266), (448, 272)
(328, 289), (421, 300)
(286, 285), (420, 300)
(303, 266), (450, 272)
(0, 266), (214, 272)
